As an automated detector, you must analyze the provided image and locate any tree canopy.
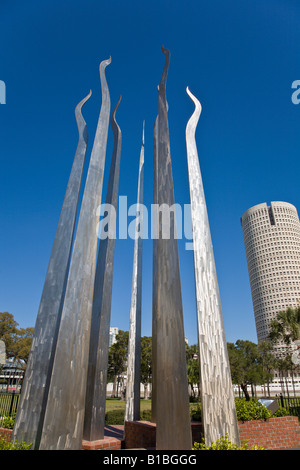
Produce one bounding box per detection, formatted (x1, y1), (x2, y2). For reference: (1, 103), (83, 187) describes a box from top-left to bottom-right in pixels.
(2, 309), (299, 398)
(227, 340), (273, 400)
(268, 306), (300, 347)
(0, 312), (34, 367)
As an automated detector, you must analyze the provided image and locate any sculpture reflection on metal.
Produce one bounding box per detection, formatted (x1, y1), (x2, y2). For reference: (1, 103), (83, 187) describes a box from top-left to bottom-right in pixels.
(155, 47), (192, 450)
(38, 58), (111, 450)
(125, 122), (145, 423)
(185, 86), (240, 447)
(12, 90), (92, 449)
(84, 96), (122, 441)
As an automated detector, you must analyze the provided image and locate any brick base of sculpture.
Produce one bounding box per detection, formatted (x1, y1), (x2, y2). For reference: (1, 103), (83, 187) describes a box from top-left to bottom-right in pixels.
(82, 437), (122, 450)
(123, 417), (300, 450)
(123, 421), (203, 450)
(2, 416), (299, 449)
(238, 416), (300, 450)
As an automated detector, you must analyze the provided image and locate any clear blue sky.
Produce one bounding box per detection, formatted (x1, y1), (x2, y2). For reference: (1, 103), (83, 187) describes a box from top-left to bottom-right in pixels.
(1, 0), (300, 346)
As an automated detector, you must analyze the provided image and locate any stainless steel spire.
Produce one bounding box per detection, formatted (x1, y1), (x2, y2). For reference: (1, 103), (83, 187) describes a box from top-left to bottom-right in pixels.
(125, 123), (145, 423)
(83, 96), (122, 441)
(38, 58), (111, 450)
(151, 115), (158, 424)
(185, 86), (240, 446)
(155, 47), (192, 450)
(12, 90), (92, 449)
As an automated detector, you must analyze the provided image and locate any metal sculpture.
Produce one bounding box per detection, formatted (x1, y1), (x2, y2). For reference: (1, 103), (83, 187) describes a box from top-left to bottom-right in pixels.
(151, 115), (158, 424)
(11, 49), (242, 451)
(83, 96), (122, 441)
(154, 47), (192, 450)
(125, 123), (145, 422)
(12, 90), (92, 449)
(38, 58), (111, 450)
(185, 86), (240, 446)
(0, 340), (6, 365)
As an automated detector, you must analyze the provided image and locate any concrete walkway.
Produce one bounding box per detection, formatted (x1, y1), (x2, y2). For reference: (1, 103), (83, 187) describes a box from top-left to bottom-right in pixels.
(104, 424), (124, 439)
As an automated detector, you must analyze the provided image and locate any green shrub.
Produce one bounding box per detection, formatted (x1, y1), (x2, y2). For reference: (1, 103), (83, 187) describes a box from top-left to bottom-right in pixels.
(273, 407), (289, 417)
(235, 398), (271, 421)
(189, 396), (200, 403)
(140, 409), (151, 421)
(190, 398), (280, 423)
(105, 409), (125, 425)
(105, 408), (152, 424)
(190, 403), (202, 421)
(193, 433), (266, 450)
(0, 436), (32, 450)
(1, 414), (16, 430)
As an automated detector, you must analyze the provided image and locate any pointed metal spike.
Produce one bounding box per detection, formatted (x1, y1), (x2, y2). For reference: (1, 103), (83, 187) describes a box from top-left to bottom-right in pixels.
(12, 90), (92, 449)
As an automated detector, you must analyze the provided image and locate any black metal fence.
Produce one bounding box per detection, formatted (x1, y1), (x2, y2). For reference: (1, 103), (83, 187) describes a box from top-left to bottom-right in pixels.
(0, 391), (299, 429)
(0, 391), (20, 425)
(275, 395), (300, 419)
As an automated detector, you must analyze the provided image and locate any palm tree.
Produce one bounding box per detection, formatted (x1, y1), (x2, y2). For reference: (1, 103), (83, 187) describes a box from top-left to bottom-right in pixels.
(268, 307), (300, 396)
(268, 306), (300, 348)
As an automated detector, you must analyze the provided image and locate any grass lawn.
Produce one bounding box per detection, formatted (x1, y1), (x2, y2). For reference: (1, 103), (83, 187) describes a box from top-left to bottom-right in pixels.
(105, 399), (201, 418)
(105, 399), (152, 413)
(0, 395), (201, 427)
(1, 395), (199, 415)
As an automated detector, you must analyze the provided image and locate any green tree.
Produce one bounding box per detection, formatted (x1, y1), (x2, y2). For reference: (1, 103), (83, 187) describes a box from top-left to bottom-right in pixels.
(257, 340), (276, 396)
(186, 343), (200, 399)
(268, 307), (300, 396)
(268, 306), (300, 348)
(12, 327), (34, 366)
(0, 312), (34, 366)
(140, 336), (152, 399)
(108, 333), (153, 399)
(227, 340), (266, 400)
(283, 353), (300, 396)
(227, 342), (245, 396)
(107, 330), (129, 397)
(0, 312), (34, 389)
(0, 312), (19, 358)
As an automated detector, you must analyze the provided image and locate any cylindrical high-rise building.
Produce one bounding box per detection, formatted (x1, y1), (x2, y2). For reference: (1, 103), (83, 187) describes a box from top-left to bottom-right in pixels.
(241, 201), (300, 356)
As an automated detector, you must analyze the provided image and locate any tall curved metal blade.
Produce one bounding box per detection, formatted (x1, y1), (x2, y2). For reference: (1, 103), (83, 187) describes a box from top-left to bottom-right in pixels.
(151, 115), (158, 424)
(83, 96), (122, 441)
(12, 90), (92, 449)
(38, 58), (111, 450)
(125, 122), (145, 423)
(155, 47), (192, 450)
(185, 86), (240, 446)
